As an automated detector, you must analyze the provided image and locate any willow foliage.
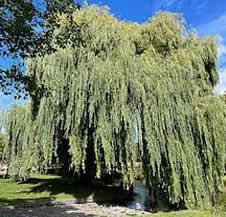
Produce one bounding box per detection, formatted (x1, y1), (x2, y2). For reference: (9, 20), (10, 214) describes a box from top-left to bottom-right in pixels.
(1, 105), (35, 168)
(3, 5), (226, 209)
(0, 133), (6, 160)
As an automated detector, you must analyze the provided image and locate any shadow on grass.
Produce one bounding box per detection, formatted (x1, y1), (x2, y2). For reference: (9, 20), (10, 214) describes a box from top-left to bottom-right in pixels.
(0, 197), (53, 207)
(0, 176), (131, 207)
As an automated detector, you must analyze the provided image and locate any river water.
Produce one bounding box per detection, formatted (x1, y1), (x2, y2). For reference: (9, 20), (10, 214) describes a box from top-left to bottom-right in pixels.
(127, 180), (150, 211)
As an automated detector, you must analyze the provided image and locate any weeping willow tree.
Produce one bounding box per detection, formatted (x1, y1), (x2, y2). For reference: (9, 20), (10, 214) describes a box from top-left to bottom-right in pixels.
(3, 4), (226, 209)
(1, 105), (34, 169)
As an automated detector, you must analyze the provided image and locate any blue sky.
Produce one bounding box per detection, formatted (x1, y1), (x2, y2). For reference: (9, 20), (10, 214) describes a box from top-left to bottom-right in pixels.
(1, 0), (226, 110)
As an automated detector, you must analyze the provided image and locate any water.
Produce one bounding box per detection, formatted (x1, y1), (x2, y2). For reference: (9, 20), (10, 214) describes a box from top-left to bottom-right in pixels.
(127, 180), (150, 211)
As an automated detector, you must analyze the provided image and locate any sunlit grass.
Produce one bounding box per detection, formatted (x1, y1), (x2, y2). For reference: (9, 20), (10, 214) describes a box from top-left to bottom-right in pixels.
(0, 173), (73, 206)
(141, 210), (225, 217)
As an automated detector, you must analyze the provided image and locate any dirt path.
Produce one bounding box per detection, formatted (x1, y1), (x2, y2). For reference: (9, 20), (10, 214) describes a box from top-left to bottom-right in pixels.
(0, 202), (149, 217)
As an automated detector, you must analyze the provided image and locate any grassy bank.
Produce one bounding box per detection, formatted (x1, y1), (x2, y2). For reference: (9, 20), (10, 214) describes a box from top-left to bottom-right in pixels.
(0, 174), (225, 217)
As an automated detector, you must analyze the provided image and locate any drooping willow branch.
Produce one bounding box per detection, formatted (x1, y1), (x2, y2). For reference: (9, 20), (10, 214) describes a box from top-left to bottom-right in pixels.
(3, 5), (226, 209)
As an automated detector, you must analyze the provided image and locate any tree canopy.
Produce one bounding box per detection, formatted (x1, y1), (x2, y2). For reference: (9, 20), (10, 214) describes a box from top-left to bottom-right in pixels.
(2, 5), (226, 209)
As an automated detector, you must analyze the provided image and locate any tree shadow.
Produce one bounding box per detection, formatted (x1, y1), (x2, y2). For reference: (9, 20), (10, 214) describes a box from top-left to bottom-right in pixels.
(26, 176), (131, 204)
(0, 176), (132, 207)
(0, 197), (52, 207)
(0, 204), (102, 217)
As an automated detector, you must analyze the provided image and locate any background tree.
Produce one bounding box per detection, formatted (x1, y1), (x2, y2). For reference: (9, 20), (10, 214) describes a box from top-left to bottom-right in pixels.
(0, 0), (80, 96)
(3, 5), (226, 209)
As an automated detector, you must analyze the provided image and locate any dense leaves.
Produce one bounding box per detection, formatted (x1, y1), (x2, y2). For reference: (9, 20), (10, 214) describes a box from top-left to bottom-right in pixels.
(3, 5), (226, 209)
(0, 133), (6, 160)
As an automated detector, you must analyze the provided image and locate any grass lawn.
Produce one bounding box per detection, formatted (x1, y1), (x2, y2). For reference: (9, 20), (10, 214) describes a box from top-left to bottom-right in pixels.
(0, 173), (74, 206)
(0, 173), (130, 206)
(141, 210), (225, 217)
(0, 174), (225, 217)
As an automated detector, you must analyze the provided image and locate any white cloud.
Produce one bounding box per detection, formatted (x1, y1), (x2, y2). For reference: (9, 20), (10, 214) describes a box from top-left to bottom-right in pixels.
(215, 35), (226, 59)
(198, 14), (226, 36)
(160, 0), (178, 8)
(153, 0), (179, 11)
(153, 0), (208, 13)
(219, 43), (226, 57)
(215, 41), (226, 95)
(215, 37), (226, 95)
(195, 0), (208, 10)
(215, 69), (226, 95)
